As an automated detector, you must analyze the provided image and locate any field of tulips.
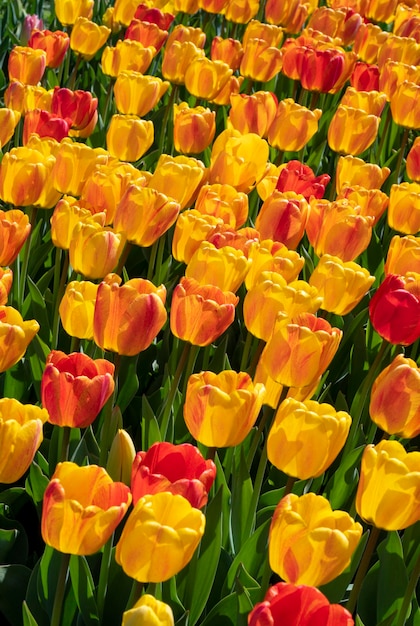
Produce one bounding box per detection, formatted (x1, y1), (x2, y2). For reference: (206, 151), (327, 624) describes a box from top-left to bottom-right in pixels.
(0, 0), (420, 624)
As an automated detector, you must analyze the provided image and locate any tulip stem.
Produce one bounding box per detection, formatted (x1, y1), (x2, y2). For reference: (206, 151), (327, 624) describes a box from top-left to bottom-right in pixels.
(396, 549), (420, 626)
(159, 85), (178, 156)
(159, 341), (191, 439)
(115, 242), (132, 277)
(283, 475), (297, 497)
(346, 525), (381, 615)
(97, 533), (114, 622)
(152, 234), (167, 286)
(247, 339), (265, 378)
(60, 426), (71, 463)
(52, 250), (69, 350)
(50, 552), (70, 626)
(246, 405), (273, 471)
(240, 331), (253, 372)
(18, 205), (38, 310)
(147, 240), (158, 282)
(393, 127), (410, 185)
(126, 580), (144, 611)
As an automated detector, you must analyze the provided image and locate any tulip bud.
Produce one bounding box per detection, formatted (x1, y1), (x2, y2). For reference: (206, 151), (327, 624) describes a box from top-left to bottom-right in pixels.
(107, 428), (136, 486)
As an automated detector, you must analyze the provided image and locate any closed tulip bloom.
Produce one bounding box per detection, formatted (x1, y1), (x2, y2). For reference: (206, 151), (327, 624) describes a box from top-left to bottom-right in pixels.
(195, 183), (248, 228)
(261, 313), (342, 388)
(388, 182), (420, 234)
(0, 209), (31, 266)
(114, 71), (169, 117)
(390, 81), (420, 129)
(224, 0), (259, 23)
(370, 354), (420, 439)
(131, 442), (216, 508)
(51, 196), (105, 250)
(0, 306), (39, 373)
(173, 102), (216, 154)
(59, 280), (98, 340)
(211, 36), (243, 70)
(116, 492), (205, 582)
(5, 82), (53, 115)
(8, 46), (46, 85)
(209, 128), (269, 193)
(162, 42), (205, 84)
(107, 429), (136, 486)
(172, 0), (200, 13)
(353, 23), (389, 64)
(265, 0), (308, 33)
(350, 62), (380, 92)
(309, 255), (374, 316)
(340, 86), (387, 117)
(0, 398), (48, 484)
(28, 29), (69, 68)
(377, 37), (420, 71)
(70, 17), (110, 61)
(275, 160), (330, 201)
(242, 19), (284, 49)
(186, 241), (250, 293)
(21, 14), (44, 45)
(254, 357), (321, 410)
(125, 20), (168, 53)
(336, 155), (390, 193)
(229, 91), (278, 138)
(172, 210), (224, 264)
(101, 39), (155, 77)
(379, 61), (420, 103)
(133, 3), (174, 29)
(114, 184), (180, 247)
(106, 114), (153, 162)
(364, 0), (398, 23)
(113, 0), (143, 26)
(23, 108), (70, 144)
(184, 370), (265, 446)
(244, 273), (321, 341)
(267, 398), (351, 479)
(148, 154), (207, 210)
(208, 225), (259, 256)
(55, 0), (94, 26)
(42, 462), (131, 554)
(268, 99), (321, 152)
(166, 24), (206, 49)
(255, 191), (309, 250)
(41, 350), (115, 428)
(356, 440), (420, 530)
(170, 276), (238, 346)
(0, 108), (21, 149)
(269, 493), (362, 586)
(51, 87), (98, 132)
(245, 240), (305, 289)
(369, 273), (420, 345)
(240, 39), (283, 83)
(328, 105), (380, 156)
(337, 185), (388, 226)
(0, 269), (13, 306)
(123, 595), (174, 626)
(93, 277), (167, 356)
(0, 146), (59, 208)
(385, 235), (420, 276)
(69, 222), (126, 280)
(185, 58), (232, 100)
(248, 582), (355, 626)
(52, 139), (109, 197)
(291, 46), (356, 94)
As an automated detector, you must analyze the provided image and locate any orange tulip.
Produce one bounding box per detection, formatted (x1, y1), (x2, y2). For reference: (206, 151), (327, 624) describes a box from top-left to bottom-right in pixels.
(210, 36), (243, 70)
(148, 154), (207, 210)
(8, 46), (46, 85)
(388, 182), (420, 234)
(52, 139), (109, 197)
(0, 306), (39, 373)
(172, 210), (224, 264)
(173, 102), (216, 154)
(161, 41), (204, 84)
(70, 17), (110, 61)
(224, 0), (259, 23)
(194, 183), (248, 228)
(265, 0), (308, 33)
(229, 91), (278, 138)
(125, 19), (168, 53)
(239, 39), (283, 83)
(242, 19), (284, 48)
(337, 185), (389, 225)
(69, 222), (126, 280)
(255, 191), (309, 250)
(28, 29), (70, 68)
(186, 241), (250, 293)
(184, 58), (232, 100)
(114, 71), (169, 117)
(385, 235), (420, 276)
(267, 99), (321, 152)
(245, 240), (305, 289)
(0, 108), (21, 149)
(336, 155), (390, 193)
(390, 81), (420, 129)
(101, 39), (155, 77)
(327, 105), (380, 156)
(0, 210), (31, 266)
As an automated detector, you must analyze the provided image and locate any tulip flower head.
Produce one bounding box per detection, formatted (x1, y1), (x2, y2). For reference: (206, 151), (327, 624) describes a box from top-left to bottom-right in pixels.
(123, 595), (174, 626)
(276, 160), (330, 200)
(0, 306), (39, 373)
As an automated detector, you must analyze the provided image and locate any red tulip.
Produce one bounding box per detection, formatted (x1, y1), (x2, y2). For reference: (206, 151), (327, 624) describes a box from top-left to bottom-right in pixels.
(133, 3), (174, 29)
(41, 350), (115, 428)
(131, 442), (216, 508)
(248, 582), (354, 626)
(23, 108), (70, 144)
(275, 160), (330, 200)
(51, 87), (98, 131)
(369, 274), (420, 345)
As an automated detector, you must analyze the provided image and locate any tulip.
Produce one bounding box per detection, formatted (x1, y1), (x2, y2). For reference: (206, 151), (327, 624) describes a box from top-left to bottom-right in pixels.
(370, 354), (420, 439)
(200, 0), (229, 12)
(224, 0), (260, 23)
(209, 128), (269, 193)
(184, 58), (233, 100)
(245, 240), (305, 289)
(51, 87), (98, 132)
(269, 493), (362, 586)
(93, 277), (167, 356)
(390, 81), (420, 129)
(55, 0), (94, 26)
(106, 114), (154, 162)
(353, 23), (389, 64)
(207, 225), (259, 256)
(337, 185), (389, 226)
(170, 276), (238, 347)
(107, 429), (136, 486)
(340, 86), (387, 117)
(388, 182), (420, 234)
(306, 198), (374, 262)
(52, 139), (109, 197)
(51, 195), (105, 250)
(70, 17), (110, 61)
(265, 0), (308, 33)
(101, 39), (155, 77)
(42, 462), (131, 554)
(172, 0), (200, 13)
(133, 4), (174, 29)
(254, 358), (320, 410)
(125, 19), (168, 52)
(0, 269), (13, 306)
(59, 280), (98, 340)
(309, 255), (374, 316)
(172, 210), (224, 264)
(385, 235), (420, 276)
(350, 61), (380, 92)
(147, 154), (207, 210)
(267, 398), (351, 479)
(268, 99), (322, 152)
(8, 46), (46, 85)
(335, 155), (390, 193)
(211, 36), (243, 70)
(285, 45), (356, 94)
(113, 0), (143, 26)
(248, 582), (355, 626)
(195, 183), (248, 228)
(307, 7), (361, 45)
(0, 145), (60, 208)
(0, 306), (39, 372)
(255, 191), (309, 250)
(186, 241), (250, 293)
(260, 313), (342, 388)
(229, 91), (278, 138)
(211, 75), (244, 106)
(161, 41), (205, 84)
(21, 14), (44, 45)
(115, 492), (205, 582)
(328, 105), (380, 156)
(0, 108), (21, 149)
(0, 398), (48, 484)
(122, 595), (174, 626)
(184, 370), (265, 447)
(23, 108), (70, 144)
(275, 160), (330, 200)
(356, 440), (420, 530)
(364, 0), (398, 23)
(131, 442), (216, 508)
(239, 38), (283, 83)
(69, 222), (126, 280)
(407, 136), (420, 181)
(242, 19), (284, 49)
(28, 29), (70, 68)
(173, 102), (216, 155)
(0, 209), (31, 266)
(369, 273), (420, 345)
(166, 25), (206, 49)
(41, 350), (115, 428)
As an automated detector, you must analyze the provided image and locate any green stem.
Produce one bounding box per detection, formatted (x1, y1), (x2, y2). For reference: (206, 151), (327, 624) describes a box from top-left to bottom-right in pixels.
(52, 250), (69, 350)
(396, 549), (420, 626)
(60, 426), (71, 463)
(346, 526), (381, 615)
(158, 85), (178, 156)
(159, 341), (191, 439)
(99, 354), (121, 467)
(152, 234), (167, 286)
(240, 330), (253, 372)
(114, 241), (132, 277)
(97, 532), (114, 622)
(283, 475), (297, 497)
(50, 552), (70, 626)
(147, 240), (159, 282)
(19, 206), (38, 309)
(393, 126), (410, 185)
(247, 339), (265, 378)
(246, 404), (273, 471)
(126, 580), (144, 611)
(375, 105), (391, 165)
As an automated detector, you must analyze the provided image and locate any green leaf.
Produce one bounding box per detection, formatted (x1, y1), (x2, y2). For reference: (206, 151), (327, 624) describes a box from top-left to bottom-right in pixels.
(26, 277), (51, 344)
(225, 518), (271, 594)
(141, 394), (162, 448)
(69, 555), (99, 626)
(117, 355), (139, 413)
(199, 594), (238, 626)
(230, 447), (253, 554)
(0, 564), (31, 626)
(376, 532), (408, 624)
(25, 462), (49, 505)
(38, 546), (64, 615)
(358, 561), (380, 626)
(325, 446), (364, 510)
(23, 601), (39, 626)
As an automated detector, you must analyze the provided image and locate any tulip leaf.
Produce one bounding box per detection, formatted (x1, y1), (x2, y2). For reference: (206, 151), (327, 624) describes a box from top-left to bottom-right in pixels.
(69, 555), (99, 626)
(224, 518), (271, 594)
(199, 593), (238, 626)
(230, 447), (254, 554)
(25, 277), (51, 344)
(116, 355), (139, 413)
(23, 601), (39, 626)
(25, 462), (49, 506)
(0, 564), (31, 626)
(324, 445), (364, 510)
(38, 546), (64, 614)
(376, 531), (408, 625)
(141, 394), (162, 448)
(179, 486), (224, 625)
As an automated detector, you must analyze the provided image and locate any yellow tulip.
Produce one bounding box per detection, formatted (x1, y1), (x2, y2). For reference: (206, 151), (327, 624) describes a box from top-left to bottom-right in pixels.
(122, 595), (174, 626)
(0, 306), (39, 373)
(59, 280), (98, 340)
